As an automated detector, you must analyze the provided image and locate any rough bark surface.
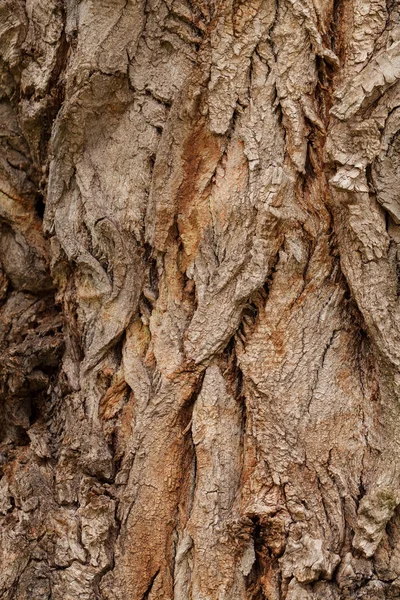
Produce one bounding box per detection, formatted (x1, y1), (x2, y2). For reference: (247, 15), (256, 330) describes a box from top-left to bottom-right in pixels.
(1, 1), (400, 598)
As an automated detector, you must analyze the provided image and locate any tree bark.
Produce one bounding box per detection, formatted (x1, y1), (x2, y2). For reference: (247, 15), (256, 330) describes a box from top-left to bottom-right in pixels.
(1, 0), (400, 598)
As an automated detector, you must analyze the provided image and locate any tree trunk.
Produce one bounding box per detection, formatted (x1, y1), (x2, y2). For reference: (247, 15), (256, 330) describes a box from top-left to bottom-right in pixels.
(1, 1), (400, 598)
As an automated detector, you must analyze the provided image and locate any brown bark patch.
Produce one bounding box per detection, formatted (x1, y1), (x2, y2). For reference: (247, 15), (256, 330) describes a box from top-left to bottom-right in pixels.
(177, 119), (224, 269)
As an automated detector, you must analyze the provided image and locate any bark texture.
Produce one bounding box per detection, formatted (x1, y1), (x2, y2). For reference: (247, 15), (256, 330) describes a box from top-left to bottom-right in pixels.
(1, 1), (400, 598)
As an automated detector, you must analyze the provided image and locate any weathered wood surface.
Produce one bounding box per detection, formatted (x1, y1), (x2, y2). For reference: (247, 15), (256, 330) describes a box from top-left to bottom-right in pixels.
(1, 1), (400, 598)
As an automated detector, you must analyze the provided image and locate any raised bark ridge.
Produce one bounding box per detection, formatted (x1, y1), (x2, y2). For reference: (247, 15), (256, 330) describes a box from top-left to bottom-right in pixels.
(1, 1), (400, 599)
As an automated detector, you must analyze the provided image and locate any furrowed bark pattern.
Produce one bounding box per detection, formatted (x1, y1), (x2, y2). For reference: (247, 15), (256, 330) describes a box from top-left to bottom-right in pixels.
(1, 1), (400, 599)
